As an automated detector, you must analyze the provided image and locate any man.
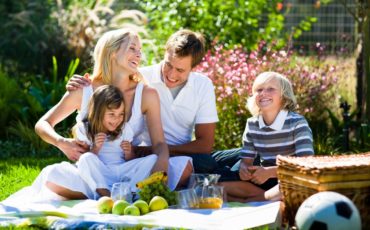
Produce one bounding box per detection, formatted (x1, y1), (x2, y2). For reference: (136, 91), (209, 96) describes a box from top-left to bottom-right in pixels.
(68, 29), (219, 173)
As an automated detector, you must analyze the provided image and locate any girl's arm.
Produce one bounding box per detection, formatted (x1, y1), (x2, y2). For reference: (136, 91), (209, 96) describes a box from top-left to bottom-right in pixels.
(35, 89), (87, 161)
(141, 86), (169, 173)
(121, 141), (136, 161)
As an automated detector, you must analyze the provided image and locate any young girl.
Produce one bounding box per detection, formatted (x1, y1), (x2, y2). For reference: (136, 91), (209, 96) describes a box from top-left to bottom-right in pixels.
(221, 71), (314, 202)
(74, 85), (156, 198)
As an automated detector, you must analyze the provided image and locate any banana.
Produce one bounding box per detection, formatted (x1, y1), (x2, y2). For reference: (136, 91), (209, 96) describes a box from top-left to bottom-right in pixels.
(136, 171), (167, 189)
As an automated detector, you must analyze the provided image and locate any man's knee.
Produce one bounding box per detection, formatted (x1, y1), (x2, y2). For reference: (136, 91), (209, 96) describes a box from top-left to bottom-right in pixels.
(190, 154), (218, 173)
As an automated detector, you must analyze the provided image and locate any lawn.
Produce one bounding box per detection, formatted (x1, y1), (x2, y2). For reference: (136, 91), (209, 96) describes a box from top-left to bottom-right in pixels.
(0, 157), (65, 201)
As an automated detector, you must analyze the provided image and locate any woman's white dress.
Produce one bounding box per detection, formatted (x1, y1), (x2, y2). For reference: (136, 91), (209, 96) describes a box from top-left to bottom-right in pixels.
(2, 82), (191, 204)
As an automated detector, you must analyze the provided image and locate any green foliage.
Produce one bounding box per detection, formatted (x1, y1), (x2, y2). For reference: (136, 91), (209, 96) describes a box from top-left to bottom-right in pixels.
(2, 57), (79, 151)
(0, 71), (24, 137)
(0, 156), (65, 201)
(53, 0), (149, 70)
(133, 0), (319, 62)
(0, 0), (67, 76)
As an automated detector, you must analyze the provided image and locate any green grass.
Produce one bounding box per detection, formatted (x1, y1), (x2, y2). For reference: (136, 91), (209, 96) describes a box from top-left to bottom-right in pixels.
(0, 157), (65, 201)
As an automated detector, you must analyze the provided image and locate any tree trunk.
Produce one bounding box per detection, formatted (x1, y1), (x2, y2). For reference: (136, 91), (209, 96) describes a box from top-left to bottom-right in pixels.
(363, 4), (370, 122)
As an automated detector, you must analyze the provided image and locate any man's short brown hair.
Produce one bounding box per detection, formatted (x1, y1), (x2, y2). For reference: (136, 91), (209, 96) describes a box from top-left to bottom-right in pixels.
(165, 29), (206, 68)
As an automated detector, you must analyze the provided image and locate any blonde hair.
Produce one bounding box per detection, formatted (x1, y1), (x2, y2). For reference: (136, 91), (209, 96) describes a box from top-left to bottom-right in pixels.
(92, 28), (142, 84)
(247, 71), (297, 116)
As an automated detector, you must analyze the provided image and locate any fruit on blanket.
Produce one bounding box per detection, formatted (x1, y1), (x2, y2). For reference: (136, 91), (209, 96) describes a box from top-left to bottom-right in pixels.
(149, 196), (168, 212)
(138, 181), (177, 206)
(124, 205), (141, 216)
(136, 171), (167, 189)
(112, 200), (130, 215)
(97, 196), (114, 214)
(133, 199), (150, 215)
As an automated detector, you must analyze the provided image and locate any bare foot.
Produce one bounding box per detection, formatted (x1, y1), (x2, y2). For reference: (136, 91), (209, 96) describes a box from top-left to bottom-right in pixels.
(97, 188), (111, 197)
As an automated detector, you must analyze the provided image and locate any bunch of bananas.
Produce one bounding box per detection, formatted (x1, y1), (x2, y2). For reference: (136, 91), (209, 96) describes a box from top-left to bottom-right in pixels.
(136, 171), (168, 189)
(136, 171), (177, 206)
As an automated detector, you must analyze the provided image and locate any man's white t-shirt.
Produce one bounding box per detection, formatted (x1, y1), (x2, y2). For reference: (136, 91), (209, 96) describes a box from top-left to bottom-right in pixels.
(138, 63), (219, 146)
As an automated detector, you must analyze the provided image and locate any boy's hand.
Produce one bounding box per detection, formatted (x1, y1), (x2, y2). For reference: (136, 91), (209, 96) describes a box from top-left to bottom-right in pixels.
(91, 133), (106, 154)
(249, 166), (270, 185)
(121, 141), (135, 160)
(66, 73), (91, 91)
(239, 160), (253, 181)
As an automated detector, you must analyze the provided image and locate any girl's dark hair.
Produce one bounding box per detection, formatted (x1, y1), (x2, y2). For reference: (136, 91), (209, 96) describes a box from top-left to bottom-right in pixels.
(84, 85), (125, 142)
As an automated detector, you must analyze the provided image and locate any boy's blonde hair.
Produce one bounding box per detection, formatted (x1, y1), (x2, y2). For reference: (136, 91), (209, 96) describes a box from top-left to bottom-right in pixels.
(247, 71), (297, 116)
(92, 28), (143, 84)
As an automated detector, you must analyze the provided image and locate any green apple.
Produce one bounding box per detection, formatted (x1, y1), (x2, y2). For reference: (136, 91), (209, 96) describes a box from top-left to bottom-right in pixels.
(124, 205), (140, 216)
(112, 200), (130, 215)
(97, 196), (114, 214)
(149, 196), (168, 212)
(133, 200), (149, 215)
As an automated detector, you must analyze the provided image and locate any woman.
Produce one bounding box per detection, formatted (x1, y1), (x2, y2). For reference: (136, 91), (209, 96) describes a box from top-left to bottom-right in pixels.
(23, 28), (192, 201)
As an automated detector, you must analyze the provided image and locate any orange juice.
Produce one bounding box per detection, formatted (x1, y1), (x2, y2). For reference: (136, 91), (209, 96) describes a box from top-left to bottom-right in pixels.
(198, 197), (223, 209)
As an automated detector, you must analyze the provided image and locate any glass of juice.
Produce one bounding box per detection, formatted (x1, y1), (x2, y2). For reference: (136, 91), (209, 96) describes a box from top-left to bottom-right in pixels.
(198, 185), (224, 209)
(177, 188), (199, 209)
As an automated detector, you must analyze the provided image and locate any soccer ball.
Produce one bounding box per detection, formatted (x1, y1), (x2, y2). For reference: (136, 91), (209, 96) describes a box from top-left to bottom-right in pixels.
(295, 191), (361, 230)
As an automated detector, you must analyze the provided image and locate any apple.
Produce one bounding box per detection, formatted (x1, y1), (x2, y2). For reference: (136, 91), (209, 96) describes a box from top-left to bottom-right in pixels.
(124, 205), (140, 216)
(133, 200), (149, 215)
(112, 200), (130, 215)
(149, 196), (168, 212)
(97, 196), (114, 214)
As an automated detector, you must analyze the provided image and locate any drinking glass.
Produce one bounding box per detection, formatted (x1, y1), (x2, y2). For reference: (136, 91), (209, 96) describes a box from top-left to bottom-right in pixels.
(177, 188), (199, 209)
(111, 182), (132, 203)
(198, 185), (224, 209)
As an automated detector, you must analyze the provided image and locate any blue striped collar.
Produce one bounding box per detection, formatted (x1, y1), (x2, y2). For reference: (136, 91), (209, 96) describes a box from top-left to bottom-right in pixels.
(258, 110), (288, 130)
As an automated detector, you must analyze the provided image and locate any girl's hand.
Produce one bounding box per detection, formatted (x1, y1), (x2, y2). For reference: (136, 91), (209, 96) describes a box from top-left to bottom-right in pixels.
(249, 166), (271, 185)
(121, 141), (135, 160)
(57, 138), (89, 161)
(239, 161), (253, 181)
(91, 133), (106, 154)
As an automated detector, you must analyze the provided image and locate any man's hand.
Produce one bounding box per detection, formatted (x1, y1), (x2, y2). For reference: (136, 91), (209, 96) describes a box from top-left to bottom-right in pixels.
(91, 133), (106, 154)
(66, 73), (91, 91)
(121, 141), (135, 160)
(57, 138), (89, 161)
(133, 146), (152, 157)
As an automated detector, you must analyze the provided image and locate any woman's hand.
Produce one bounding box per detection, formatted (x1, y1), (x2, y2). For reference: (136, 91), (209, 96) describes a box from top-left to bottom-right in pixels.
(66, 73), (91, 91)
(121, 141), (135, 161)
(91, 133), (106, 154)
(57, 138), (89, 161)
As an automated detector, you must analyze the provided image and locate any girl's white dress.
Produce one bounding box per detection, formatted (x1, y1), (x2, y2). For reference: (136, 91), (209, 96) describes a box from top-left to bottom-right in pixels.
(2, 83), (192, 204)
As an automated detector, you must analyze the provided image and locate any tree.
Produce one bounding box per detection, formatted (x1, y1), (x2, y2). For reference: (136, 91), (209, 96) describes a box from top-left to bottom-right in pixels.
(339, 0), (370, 122)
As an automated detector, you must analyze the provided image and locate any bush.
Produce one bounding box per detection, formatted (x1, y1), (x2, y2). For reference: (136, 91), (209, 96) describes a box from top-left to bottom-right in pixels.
(134, 0), (285, 58)
(195, 43), (343, 151)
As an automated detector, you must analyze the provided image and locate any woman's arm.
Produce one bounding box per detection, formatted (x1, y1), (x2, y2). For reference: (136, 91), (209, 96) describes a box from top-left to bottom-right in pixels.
(35, 89), (87, 161)
(141, 86), (169, 173)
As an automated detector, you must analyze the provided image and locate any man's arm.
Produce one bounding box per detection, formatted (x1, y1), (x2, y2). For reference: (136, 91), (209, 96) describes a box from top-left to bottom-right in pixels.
(134, 123), (216, 156)
(169, 123), (216, 155)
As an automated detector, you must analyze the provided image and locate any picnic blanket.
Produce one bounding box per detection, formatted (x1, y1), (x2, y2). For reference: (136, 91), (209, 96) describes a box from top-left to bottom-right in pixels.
(0, 199), (281, 229)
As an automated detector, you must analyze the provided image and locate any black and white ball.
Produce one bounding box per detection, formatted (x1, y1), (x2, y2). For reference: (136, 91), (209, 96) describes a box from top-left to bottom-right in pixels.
(295, 191), (361, 230)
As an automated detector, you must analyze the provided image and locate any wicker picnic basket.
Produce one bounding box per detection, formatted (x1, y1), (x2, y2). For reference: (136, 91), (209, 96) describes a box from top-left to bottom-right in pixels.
(277, 153), (370, 227)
